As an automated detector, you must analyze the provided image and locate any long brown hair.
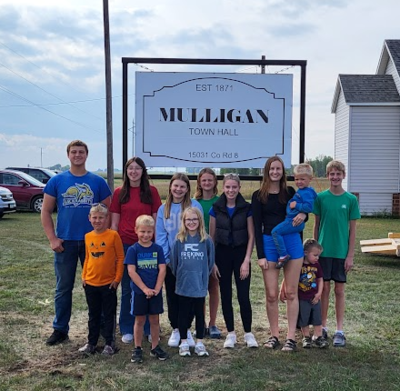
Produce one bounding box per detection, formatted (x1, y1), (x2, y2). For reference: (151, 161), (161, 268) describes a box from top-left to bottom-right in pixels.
(119, 157), (153, 204)
(194, 167), (218, 199)
(258, 156), (288, 204)
(164, 173), (192, 219)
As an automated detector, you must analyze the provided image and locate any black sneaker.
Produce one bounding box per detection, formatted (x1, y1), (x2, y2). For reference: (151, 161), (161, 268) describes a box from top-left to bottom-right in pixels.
(150, 345), (169, 361)
(302, 336), (312, 349)
(322, 328), (328, 340)
(46, 330), (69, 346)
(314, 336), (329, 348)
(131, 347), (143, 363)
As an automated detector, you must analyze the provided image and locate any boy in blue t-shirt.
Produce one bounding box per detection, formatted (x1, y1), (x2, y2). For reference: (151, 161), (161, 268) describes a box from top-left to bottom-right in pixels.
(272, 163), (317, 269)
(124, 215), (168, 363)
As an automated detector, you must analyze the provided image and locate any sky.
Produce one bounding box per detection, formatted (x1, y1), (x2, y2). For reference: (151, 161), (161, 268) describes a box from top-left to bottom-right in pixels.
(0, 0), (399, 171)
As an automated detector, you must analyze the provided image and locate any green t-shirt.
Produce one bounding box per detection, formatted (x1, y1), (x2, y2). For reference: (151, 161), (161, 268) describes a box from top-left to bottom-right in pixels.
(313, 190), (361, 259)
(198, 195), (219, 233)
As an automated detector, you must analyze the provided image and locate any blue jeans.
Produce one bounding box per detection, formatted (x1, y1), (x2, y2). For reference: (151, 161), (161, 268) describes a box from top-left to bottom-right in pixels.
(271, 218), (305, 258)
(119, 244), (150, 336)
(53, 240), (85, 333)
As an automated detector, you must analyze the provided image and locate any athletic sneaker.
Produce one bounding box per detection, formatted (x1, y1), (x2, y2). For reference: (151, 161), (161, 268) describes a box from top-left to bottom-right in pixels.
(187, 330), (196, 347)
(276, 254), (291, 269)
(121, 334), (133, 344)
(333, 332), (346, 347)
(194, 342), (209, 357)
(314, 336), (329, 348)
(131, 347), (143, 363)
(101, 345), (115, 355)
(46, 330), (69, 346)
(209, 325), (222, 339)
(223, 333), (237, 349)
(150, 345), (169, 361)
(168, 329), (180, 347)
(244, 332), (259, 348)
(302, 336), (312, 349)
(78, 343), (96, 354)
(179, 342), (191, 356)
(322, 328), (328, 340)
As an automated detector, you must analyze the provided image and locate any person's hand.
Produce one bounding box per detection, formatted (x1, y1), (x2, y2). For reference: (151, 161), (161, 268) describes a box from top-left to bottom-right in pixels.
(50, 237), (64, 253)
(153, 288), (160, 296)
(143, 287), (154, 298)
(212, 264), (221, 280)
(312, 293), (321, 305)
(292, 212), (306, 227)
(109, 281), (119, 290)
(240, 260), (250, 280)
(279, 281), (287, 302)
(82, 280), (86, 287)
(344, 256), (354, 273)
(290, 201), (297, 209)
(257, 258), (268, 270)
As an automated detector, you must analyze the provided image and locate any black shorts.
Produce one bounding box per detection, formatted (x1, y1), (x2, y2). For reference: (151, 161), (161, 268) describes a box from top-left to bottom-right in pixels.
(319, 257), (347, 283)
(297, 300), (322, 328)
(133, 292), (164, 316)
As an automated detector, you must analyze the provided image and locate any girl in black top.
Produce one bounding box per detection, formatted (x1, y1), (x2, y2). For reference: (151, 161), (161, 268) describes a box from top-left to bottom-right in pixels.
(252, 156), (306, 352)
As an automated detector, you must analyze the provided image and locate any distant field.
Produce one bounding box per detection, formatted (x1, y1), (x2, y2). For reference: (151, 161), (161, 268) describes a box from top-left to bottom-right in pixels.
(112, 176), (330, 200)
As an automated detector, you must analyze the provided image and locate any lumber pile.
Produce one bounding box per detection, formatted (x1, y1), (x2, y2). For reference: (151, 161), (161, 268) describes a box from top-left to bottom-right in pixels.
(360, 232), (400, 257)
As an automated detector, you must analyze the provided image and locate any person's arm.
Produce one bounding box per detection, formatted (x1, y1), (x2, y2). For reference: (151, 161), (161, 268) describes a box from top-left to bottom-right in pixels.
(312, 277), (324, 304)
(294, 189), (315, 214)
(41, 194), (64, 252)
(127, 264), (154, 297)
(82, 237), (89, 287)
(154, 264), (166, 295)
(240, 215), (254, 280)
(111, 233), (125, 289)
(207, 238), (215, 275)
(209, 216), (220, 278)
(155, 207), (170, 263)
(313, 215), (321, 241)
(344, 220), (357, 272)
(110, 213), (120, 231)
(251, 192), (268, 270)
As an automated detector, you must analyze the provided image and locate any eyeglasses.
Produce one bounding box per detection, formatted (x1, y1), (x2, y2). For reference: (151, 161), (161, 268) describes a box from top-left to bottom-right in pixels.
(184, 218), (199, 223)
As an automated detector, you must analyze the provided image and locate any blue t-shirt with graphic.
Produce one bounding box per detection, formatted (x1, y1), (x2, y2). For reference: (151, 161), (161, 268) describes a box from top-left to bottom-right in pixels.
(44, 171), (112, 240)
(124, 242), (166, 295)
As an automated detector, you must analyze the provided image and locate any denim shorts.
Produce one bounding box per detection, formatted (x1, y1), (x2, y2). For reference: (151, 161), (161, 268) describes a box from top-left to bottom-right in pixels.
(263, 233), (304, 262)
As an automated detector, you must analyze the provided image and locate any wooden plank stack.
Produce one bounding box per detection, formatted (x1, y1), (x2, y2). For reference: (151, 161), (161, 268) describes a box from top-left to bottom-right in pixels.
(360, 232), (400, 257)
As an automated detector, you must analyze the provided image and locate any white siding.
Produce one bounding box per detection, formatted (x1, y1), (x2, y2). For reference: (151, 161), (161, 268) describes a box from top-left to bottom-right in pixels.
(334, 89), (349, 189)
(349, 106), (400, 214)
(385, 58), (400, 95)
(358, 193), (393, 215)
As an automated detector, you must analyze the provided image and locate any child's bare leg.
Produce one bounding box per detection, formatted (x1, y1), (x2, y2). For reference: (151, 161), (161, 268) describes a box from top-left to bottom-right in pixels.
(314, 325), (322, 338)
(321, 281), (331, 328)
(301, 325), (310, 337)
(334, 282), (345, 331)
(208, 275), (219, 327)
(149, 314), (160, 349)
(134, 315), (145, 347)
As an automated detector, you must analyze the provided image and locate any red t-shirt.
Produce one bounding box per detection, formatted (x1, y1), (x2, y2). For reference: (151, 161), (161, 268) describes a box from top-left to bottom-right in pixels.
(110, 185), (161, 245)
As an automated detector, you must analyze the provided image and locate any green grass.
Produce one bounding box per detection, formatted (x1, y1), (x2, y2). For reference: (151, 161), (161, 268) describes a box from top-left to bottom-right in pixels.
(1, 212), (400, 390)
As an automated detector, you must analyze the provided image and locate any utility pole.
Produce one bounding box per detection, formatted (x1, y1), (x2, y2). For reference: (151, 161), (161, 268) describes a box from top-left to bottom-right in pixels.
(103, 0), (114, 191)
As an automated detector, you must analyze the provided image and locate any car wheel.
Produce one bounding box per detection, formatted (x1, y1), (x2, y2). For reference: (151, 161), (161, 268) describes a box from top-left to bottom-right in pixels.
(31, 196), (43, 213)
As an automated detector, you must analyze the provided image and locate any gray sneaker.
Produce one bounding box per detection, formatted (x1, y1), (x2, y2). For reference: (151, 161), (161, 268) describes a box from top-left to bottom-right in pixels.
(333, 332), (346, 347)
(209, 325), (221, 339)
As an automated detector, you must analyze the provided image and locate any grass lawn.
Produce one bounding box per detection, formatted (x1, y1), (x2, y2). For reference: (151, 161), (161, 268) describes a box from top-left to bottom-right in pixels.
(0, 212), (400, 391)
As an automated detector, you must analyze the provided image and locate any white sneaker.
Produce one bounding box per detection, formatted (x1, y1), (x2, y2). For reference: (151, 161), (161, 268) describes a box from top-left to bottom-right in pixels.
(168, 329), (180, 347)
(179, 342), (191, 356)
(194, 342), (209, 357)
(121, 334), (133, 344)
(187, 330), (195, 347)
(223, 333), (237, 348)
(244, 332), (259, 348)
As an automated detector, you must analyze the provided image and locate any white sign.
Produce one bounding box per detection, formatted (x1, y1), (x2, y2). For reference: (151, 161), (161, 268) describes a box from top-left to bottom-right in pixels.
(135, 72), (293, 168)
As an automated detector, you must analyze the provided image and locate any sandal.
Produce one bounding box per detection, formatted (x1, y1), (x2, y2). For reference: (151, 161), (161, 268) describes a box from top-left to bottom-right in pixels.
(281, 339), (297, 352)
(263, 336), (280, 349)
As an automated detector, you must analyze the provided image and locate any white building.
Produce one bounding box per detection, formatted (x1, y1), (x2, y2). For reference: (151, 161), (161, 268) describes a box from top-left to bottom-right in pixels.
(331, 39), (400, 215)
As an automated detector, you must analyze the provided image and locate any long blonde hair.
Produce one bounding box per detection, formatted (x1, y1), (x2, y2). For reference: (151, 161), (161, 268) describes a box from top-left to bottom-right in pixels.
(194, 167), (218, 199)
(164, 173), (192, 219)
(176, 207), (207, 242)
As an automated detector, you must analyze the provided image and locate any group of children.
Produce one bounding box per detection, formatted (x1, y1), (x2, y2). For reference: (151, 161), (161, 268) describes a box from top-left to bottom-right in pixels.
(78, 159), (360, 361)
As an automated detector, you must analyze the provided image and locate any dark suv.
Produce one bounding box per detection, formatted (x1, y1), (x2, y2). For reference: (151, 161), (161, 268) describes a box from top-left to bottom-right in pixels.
(0, 170), (45, 212)
(6, 167), (57, 184)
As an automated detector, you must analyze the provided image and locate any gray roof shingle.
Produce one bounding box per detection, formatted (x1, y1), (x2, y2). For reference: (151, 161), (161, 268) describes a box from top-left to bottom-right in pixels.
(339, 74), (400, 103)
(386, 40), (400, 76)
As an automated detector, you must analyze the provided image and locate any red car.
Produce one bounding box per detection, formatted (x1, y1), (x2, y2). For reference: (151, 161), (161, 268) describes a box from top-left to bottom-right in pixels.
(0, 169), (45, 212)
